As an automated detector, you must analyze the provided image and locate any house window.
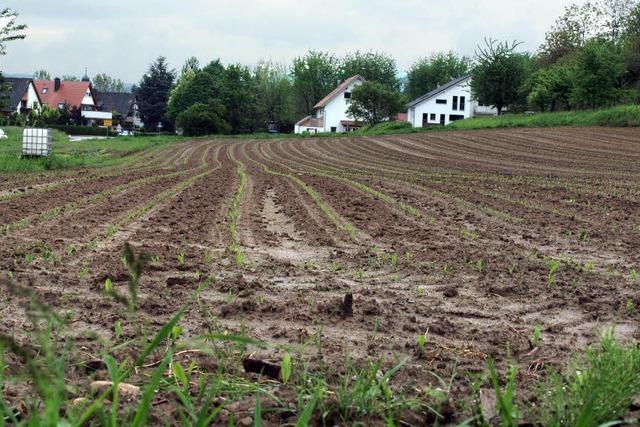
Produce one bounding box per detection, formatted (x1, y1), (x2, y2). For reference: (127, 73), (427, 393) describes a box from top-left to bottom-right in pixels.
(449, 114), (465, 122)
(330, 126), (337, 132)
(435, 99), (446, 104)
(42, 88), (48, 94)
(430, 113), (436, 120)
(344, 92), (351, 99)
(452, 96), (458, 110)
(459, 96), (466, 111)
(57, 103), (65, 109)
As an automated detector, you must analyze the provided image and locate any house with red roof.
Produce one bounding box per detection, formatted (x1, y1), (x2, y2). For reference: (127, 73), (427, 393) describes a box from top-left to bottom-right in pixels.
(294, 75), (365, 134)
(34, 77), (112, 125)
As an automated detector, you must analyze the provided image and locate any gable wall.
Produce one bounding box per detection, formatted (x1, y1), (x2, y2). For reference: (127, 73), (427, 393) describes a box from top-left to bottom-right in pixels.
(323, 80), (362, 132)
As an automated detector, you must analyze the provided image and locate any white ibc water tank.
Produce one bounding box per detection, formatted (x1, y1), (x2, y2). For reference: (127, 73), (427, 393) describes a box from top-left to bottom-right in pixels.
(22, 128), (52, 156)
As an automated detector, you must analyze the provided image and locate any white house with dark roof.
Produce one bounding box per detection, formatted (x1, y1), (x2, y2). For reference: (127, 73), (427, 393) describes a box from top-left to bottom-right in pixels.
(406, 75), (498, 127)
(1, 77), (42, 116)
(294, 75), (365, 134)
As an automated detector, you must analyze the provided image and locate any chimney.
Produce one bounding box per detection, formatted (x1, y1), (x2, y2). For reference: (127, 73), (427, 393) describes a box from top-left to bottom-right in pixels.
(54, 77), (61, 91)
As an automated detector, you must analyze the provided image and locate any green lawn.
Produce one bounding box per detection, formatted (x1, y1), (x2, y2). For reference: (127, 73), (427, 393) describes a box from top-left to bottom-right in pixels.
(449, 104), (640, 130)
(0, 127), (181, 173)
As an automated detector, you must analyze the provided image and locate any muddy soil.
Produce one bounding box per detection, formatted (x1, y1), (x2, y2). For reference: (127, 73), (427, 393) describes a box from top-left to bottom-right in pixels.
(1, 128), (639, 424)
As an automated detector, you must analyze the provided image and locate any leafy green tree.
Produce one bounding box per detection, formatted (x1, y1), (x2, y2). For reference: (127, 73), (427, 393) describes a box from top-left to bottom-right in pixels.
(570, 39), (624, 107)
(178, 56), (200, 85)
(406, 52), (470, 99)
(292, 50), (339, 115)
(537, 2), (602, 65)
(471, 39), (532, 115)
(33, 70), (51, 80)
(221, 64), (259, 133)
(176, 102), (229, 136)
(93, 73), (126, 92)
(62, 75), (79, 81)
(346, 81), (404, 125)
(339, 51), (399, 90)
(254, 61), (296, 127)
(167, 66), (223, 124)
(135, 56), (176, 130)
(527, 64), (574, 111)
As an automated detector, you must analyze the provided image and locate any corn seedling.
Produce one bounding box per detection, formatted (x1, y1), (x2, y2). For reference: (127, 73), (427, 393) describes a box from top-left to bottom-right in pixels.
(281, 353), (292, 383)
(476, 259), (484, 273)
(532, 324), (542, 347)
(415, 286), (426, 297)
(547, 259), (561, 286)
(631, 269), (638, 283)
(177, 252), (186, 266)
(416, 334), (427, 354)
(627, 298), (636, 316)
(357, 267), (364, 282)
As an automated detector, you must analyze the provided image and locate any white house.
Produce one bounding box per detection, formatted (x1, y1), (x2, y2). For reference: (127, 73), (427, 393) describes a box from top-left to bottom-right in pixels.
(1, 77), (42, 116)
(406, 75), (498, 127)
(294, 75), (364, 134)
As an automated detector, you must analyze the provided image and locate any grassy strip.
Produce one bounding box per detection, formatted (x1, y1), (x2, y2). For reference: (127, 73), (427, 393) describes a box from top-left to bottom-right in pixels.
(0, 126), (182, 173)
(0, 168), (195, 236)
(247, 152), (357, 240)
(229, 153), (248, 267)
(449, 105), (640, 130)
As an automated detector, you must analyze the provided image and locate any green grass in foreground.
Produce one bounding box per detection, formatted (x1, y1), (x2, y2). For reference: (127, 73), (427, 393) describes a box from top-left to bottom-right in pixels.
(0, 126), (181, 173)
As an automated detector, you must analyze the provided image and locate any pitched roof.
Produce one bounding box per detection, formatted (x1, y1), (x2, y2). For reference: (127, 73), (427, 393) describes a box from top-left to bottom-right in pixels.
(406, 75), (471, 108)
(96, 91), (135, 116)
(34, 80), (93, 109)
(313, 75), (365, 109)
(0, 77), (36, 112)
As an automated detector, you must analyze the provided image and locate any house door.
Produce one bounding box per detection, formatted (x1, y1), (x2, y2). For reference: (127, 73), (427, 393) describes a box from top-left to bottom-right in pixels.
(422, 113), (429, 127)
(439, 114), (445, 125)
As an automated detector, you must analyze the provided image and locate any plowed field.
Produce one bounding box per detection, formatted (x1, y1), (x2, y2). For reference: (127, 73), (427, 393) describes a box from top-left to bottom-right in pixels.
(1, 127), (639, 424)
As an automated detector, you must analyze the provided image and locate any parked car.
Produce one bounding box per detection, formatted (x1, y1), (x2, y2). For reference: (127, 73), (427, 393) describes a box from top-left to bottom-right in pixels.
(0, 129), (7, 139)
(118, 130), (133, 136)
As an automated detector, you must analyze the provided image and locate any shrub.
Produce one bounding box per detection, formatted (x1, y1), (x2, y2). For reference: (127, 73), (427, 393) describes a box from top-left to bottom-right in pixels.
(176, 102), (230, 136)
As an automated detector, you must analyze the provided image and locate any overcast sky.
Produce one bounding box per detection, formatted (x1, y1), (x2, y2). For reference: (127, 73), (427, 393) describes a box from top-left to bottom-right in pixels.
(1, 0), (577, 83)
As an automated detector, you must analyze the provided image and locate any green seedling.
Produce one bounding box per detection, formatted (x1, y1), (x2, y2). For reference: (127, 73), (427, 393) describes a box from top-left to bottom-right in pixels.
(547, 259), (561, 286)
(177, 252), (186, 266)
(390, 253), (398, 267)
(415, 286), (426, 297)
(65, 244), (75, 257)
(627, 298), (636, 316)
(79, 266), (90, 279)
(631, 269), (638, 283)
(331, 261), (341, 272)
(476, 259), (484, 273)
(24, 253), (35, 264)
(281, 353), (292, 384)
(104, 278), (113, 293)
(585, 261), (595, 273)
(532, 324), (543, 347)
(114, 320), (123, 340)
(508, 265), (515, 275)
(416, 335), (427, 354)
(443, 264), (450, 275)
(357, 267), (364, 282)
(151, 255), (161, 263)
